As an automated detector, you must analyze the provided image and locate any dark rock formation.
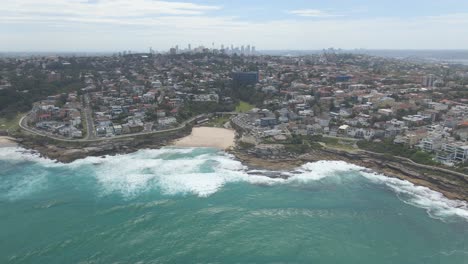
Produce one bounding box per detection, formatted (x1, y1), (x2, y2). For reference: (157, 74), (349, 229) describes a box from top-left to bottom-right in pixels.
(231, 147), (468, 202)
(17, 127), (192, 163)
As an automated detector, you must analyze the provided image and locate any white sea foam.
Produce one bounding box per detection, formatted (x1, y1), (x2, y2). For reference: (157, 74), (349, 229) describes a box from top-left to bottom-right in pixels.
(88, 149), (468, 222)
(284, 159), (468, 221)
(2, 171), (48, 200)
(0, 147), (55, 165)
(288, 160), (362, 182)
(0, 147), (54, 200)
(1, 147), (467, 221)
(63, 147), (277, 197)
(360, 171), (468, 222)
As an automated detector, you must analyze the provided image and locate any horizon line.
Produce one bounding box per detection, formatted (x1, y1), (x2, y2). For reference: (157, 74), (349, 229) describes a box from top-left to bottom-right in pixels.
(2, 48), (468, 53)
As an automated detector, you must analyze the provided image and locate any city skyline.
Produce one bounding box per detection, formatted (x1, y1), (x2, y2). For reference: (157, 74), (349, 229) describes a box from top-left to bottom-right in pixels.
(1, 0), (468, 51)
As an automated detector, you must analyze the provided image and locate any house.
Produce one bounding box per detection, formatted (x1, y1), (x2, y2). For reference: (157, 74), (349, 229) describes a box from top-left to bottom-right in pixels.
(306, 124), (323, 135)
(96, 126), (107, 136)
(337, 125), (350, 136)
(158, 117), (177, 126)
(437, 143), (468, 164)
(113, 124), (123, 135)
(111, 105), (123, 116)
(378, 109), (393, 116)
(259, 117), (277, 127)
(156, 110), (166, 118)
(419, 137), (443, 152)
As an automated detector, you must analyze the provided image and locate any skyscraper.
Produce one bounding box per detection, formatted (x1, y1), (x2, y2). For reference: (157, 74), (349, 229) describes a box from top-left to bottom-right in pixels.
(422, 74), (436, 87)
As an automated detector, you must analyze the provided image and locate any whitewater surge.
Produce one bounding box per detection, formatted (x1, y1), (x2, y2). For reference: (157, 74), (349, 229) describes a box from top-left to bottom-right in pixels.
(0, 146), (467, 222)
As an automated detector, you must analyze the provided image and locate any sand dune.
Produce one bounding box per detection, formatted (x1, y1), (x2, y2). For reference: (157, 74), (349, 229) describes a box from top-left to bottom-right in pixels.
(173, 127), (235, 150)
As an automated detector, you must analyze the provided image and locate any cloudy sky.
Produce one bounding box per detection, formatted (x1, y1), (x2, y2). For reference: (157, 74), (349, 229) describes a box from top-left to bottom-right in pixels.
(1, 0), (468, 52)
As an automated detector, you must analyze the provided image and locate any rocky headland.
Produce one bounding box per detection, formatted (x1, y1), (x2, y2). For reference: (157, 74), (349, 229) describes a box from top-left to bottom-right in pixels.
(230, 145), (468, 202)
(15, 126), (192, 163)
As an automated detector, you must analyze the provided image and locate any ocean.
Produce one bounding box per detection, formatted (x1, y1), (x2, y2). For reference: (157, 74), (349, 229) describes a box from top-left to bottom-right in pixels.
(0, 147), (467, 263)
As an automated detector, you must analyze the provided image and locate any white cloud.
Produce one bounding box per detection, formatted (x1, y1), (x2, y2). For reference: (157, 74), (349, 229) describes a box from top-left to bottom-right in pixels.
(288, 9), (342, 18)
(0, 0), (221, 18)
(0, 1), (468, 51)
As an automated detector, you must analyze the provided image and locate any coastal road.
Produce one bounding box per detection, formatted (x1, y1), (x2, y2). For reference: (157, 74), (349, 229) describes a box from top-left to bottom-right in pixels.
(83, 94), (96, 140)
(19, 113), (206, 143)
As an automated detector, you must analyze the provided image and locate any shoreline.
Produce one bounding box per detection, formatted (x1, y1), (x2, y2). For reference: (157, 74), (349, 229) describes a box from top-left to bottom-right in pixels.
(0, 136), (18, 148)
(173, 127), (235, 150)
(6, 126), (468, 202)
(229, 147), (468, 202)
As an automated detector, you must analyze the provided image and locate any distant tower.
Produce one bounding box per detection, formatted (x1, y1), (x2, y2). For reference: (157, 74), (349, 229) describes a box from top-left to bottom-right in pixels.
(188, 44), (191, 51)
(422, 74), (436, 87)
(252, 46), (256, 54)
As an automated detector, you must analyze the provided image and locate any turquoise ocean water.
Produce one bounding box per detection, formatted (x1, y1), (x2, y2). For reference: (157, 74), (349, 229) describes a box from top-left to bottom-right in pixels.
(0, 147), (467, 263)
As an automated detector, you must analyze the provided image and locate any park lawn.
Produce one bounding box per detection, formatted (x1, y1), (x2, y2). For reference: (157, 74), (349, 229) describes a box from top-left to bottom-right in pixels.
(322, 142), (358, 152)
(0, 112), (24, 132)
(235, 101), (254, 113)
(206, 116), (231, 127)
(322, 137), (358, 151)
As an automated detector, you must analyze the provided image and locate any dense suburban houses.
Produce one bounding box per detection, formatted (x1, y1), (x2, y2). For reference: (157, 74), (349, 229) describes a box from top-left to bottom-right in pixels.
(3, 49), (468, 167)
(29, 92), (84, 138)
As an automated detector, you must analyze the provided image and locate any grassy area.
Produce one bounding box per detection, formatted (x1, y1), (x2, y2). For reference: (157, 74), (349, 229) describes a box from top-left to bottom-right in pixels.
(262, 135), (323, 154)
(206, 116), (231, 127)
(319, 136), (358, 151)
(235, 101), (254, 113)
(262, 134), (361, 153)
(357, 139), (438, 166)
(0, 112), (24, 133)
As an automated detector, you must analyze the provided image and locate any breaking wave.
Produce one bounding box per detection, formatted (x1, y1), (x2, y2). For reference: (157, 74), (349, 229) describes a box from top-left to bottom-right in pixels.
(0, 146), (466, 222)
(360, 171), (468, 222)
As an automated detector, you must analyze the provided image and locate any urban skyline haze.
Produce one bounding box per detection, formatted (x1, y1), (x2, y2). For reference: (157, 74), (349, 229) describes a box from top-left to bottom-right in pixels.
(1, 0), (468, 52)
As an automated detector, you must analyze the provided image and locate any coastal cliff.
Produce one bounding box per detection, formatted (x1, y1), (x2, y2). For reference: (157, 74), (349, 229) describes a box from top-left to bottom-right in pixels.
(230, 146), (468, 201)
(16, 126), (192, 163)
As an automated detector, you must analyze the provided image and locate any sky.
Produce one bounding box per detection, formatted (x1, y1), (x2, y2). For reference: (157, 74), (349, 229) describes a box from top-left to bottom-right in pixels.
(1, 0), (468, 52)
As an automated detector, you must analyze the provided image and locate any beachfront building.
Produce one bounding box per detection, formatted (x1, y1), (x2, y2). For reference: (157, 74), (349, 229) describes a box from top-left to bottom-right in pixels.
(436, 143), (468, 164)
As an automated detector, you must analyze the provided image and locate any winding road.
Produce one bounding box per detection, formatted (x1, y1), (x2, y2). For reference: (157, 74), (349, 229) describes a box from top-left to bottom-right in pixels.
(19, 113), (205, 143)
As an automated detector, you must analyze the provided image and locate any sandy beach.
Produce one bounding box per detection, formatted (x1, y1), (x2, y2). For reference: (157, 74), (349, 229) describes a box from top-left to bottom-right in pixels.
(0, 136), (17, 148)
(173, 127), (235, 150)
